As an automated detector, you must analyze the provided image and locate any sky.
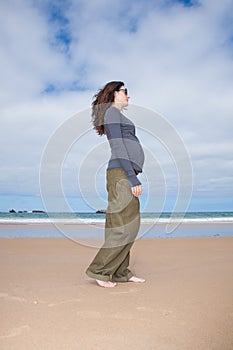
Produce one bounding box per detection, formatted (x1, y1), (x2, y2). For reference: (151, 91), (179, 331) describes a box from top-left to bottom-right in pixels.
(0, 0), (233, 213)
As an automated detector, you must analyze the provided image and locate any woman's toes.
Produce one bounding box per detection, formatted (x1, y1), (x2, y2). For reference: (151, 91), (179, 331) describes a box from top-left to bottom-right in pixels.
(128, 276), (146, 283)
(96, 280), (117, 288)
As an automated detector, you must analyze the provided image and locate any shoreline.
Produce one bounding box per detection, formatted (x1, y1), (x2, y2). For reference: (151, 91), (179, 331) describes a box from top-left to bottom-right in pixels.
(1, 217), (233, 224)
(0, 221), (232, 239)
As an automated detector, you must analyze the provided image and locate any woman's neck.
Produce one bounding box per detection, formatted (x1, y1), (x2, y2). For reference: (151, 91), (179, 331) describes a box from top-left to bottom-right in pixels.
(112, 102), (122, 111)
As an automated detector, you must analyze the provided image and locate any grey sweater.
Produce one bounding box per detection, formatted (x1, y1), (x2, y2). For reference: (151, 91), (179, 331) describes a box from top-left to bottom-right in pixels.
(104, 106), (144, 187)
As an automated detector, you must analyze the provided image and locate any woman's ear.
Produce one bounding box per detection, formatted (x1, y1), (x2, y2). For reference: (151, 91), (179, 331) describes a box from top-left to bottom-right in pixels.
(114, 90), (118, 101)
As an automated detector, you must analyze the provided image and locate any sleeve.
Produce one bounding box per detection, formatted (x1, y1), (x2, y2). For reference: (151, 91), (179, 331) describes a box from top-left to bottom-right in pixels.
(104, 107), (141, 187)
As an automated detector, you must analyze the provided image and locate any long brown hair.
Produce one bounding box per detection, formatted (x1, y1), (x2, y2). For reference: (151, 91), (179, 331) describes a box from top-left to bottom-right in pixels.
(92, 81), (124, 135)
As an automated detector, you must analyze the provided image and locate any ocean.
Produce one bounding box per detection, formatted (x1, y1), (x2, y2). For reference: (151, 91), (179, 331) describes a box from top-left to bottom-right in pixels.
(0, 211), (233, 238)
(1, 211), (233, 223)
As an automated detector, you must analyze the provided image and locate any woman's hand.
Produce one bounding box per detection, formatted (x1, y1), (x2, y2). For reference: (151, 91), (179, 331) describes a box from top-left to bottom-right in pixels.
(131, 185), (142, 197)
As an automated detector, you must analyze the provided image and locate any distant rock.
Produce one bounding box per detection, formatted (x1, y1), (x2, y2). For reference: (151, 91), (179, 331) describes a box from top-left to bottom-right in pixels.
(9, 209), (16, 213)
(32, 210), (45, 213)
(18, 210), (28, 213)
(96, 209), (106, 214)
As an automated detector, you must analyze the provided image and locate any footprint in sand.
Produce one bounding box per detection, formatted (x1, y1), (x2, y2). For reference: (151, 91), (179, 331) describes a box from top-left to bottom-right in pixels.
(160, 309), (173, 317)
(0, 325), (30, 339)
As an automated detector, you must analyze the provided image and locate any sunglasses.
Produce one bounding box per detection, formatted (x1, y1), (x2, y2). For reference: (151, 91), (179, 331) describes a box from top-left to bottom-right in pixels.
(118, 87), (128, 95)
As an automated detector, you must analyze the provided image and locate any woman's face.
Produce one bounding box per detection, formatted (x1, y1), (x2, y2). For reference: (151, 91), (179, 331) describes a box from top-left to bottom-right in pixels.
(114, 86), (130, 109)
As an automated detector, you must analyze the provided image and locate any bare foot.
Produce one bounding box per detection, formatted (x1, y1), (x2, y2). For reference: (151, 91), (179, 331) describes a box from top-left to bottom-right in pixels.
(96, 280), (117, 288)
(128, 276), (146, 283)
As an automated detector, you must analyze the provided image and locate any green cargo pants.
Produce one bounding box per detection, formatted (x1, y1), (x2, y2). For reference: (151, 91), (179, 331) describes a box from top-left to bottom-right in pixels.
(86, 168), (140, 282)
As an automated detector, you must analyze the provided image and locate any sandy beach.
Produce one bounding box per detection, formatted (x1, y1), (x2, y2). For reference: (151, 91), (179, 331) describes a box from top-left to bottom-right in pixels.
(1, 236), (233, 350)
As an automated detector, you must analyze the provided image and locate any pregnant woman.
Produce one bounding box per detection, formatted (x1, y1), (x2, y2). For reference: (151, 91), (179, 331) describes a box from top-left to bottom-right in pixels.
(86, 81), (145, 288)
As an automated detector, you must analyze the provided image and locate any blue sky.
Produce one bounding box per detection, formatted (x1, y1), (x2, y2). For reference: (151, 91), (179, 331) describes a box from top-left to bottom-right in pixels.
(0, 0), (233, 212)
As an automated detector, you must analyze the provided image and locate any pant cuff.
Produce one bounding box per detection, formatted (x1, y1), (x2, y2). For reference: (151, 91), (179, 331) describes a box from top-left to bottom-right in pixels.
(112, 271), (134, 282)
(85, 268), (111, 282)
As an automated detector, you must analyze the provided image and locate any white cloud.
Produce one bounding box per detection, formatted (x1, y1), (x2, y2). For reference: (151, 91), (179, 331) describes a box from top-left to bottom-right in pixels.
(0, 0), (233, 211)
(0, 0), (75, 106)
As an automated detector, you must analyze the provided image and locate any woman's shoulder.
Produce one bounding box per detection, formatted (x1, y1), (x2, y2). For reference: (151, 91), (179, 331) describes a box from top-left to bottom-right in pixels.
(104, 106), (121, 123)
